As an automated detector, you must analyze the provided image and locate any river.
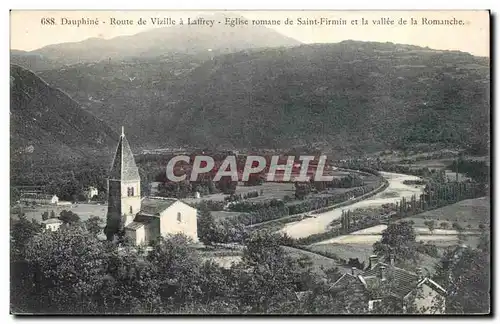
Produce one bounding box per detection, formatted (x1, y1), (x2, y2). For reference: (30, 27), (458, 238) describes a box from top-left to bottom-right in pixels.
(280, 172), (426, 239)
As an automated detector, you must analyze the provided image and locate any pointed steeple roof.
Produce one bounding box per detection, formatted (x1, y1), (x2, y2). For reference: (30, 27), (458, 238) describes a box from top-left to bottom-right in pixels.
(109, 127), (140, 181)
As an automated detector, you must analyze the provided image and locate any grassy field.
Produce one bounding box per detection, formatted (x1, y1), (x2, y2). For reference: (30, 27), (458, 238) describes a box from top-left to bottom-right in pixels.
(404, 197), (490, 229)
(183, 182), (296, 204)
(200, 245), (351, 274)
(307, 243), (375, 266)
(244, 182), (295, 202)
(210, 211), (249, 221)
(307, 242), (440, 274)
(401, 158), (454, 169)
(282, 246), (351, 275)
(12, 203), (107, 223)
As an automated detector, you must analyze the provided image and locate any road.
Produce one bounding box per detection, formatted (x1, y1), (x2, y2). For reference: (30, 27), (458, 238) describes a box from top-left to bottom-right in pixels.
(280, 172), (425, 239)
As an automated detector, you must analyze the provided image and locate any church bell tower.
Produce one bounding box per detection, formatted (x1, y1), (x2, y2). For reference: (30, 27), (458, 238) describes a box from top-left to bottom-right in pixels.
(105, 127), (141, 240)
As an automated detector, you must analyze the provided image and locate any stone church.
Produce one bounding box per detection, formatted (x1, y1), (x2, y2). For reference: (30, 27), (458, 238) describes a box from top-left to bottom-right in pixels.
(105, 128), (198, 245)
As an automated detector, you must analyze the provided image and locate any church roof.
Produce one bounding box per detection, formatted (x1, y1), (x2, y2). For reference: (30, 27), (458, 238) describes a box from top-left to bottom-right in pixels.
(139, 197), (178, 215)
(109, 129), (140, 181)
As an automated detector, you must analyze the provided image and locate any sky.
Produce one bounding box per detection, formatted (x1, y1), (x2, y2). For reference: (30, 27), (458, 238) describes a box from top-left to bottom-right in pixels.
(10, 10), (490, 57)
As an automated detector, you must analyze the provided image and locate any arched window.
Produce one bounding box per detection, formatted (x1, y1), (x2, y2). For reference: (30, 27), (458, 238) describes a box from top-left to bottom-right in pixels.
(129, 206), (133, 214)
(127, 187), (135, 197)
(177, 212), (181, 222)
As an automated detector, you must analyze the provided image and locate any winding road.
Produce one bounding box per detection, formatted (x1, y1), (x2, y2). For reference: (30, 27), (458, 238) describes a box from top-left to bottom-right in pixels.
(280, 172), (425, 239)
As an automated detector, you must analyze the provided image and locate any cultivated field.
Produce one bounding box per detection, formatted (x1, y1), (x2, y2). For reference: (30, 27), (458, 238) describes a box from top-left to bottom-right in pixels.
(183, 170), (354, 205)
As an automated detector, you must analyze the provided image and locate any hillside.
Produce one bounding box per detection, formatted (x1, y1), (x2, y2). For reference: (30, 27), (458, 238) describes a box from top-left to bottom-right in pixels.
(12, 12), (301, 70)
(10, 50), (60, 71)
(26, 41), (490, 153)
(35, 54), (204, 146)
(168, 41), (490, 152)
(10, 64), (118, 170)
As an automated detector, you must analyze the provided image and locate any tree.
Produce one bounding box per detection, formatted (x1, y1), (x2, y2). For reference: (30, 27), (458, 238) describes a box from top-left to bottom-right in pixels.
(84, 216), (103, 236)
(99, 243), (163, 313)
(440, 222), (449, 230)
(235, 231), (314, 313)
(20, 226), (110, 313)
(222, 220), (246, 243)
(433, 241), (490, 314)
(452, 222), (462, 231)
(424, 220), (436, 234)
(41, 211), (49, 221)
(11, 216), (42, 261)
(373, 221), (419, 266)
(450, 222), (468, 243)
(94, 191), (107, 202)
(245, 174), (263, 186)
(218, 177), (237, 195)
(59, 210), (80, 225)
(50, 210), (56, 219)
(197, 208), (218, 246)
(11, 187), (20, 206)
(312, 181), (327, 192)
(146, 234), (205, 308)
(294, 182), (311, 200)
(347, 258), (365, 270)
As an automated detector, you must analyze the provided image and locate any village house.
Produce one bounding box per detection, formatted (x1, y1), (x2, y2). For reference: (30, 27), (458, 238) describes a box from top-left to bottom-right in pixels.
(83, 186), (99, 201)
(331, 255), (446, 314)
(148, 181), (162, 196)
(42, 218), (63, 232)
(105, 128), (198, 246)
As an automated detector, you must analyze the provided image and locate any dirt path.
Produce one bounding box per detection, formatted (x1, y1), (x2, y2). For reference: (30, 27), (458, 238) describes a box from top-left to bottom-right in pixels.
(280, 172), (425, 239)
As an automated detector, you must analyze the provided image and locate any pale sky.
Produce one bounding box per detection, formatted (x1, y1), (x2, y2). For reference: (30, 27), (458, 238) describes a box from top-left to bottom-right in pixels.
(10, 10), (490, 57)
